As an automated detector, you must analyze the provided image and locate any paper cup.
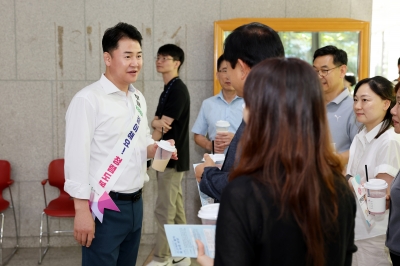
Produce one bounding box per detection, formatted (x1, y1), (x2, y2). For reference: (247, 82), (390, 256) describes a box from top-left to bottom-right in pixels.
(215, 120), (230, 132)
(152, 140), (176, 172)
(198, 203), (220, 225)
(364, 179), (388, 215)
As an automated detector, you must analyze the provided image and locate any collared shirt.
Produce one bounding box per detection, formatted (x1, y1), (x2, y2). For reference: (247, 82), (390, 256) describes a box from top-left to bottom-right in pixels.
(191, 91), (244, 141)
(347, 123), (400, 240)
(327, 88), (360, 153)
(64, 74), (154, 199)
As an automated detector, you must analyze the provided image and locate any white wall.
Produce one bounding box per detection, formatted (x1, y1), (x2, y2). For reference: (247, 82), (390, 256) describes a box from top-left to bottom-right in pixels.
(370, 0), (400, 80)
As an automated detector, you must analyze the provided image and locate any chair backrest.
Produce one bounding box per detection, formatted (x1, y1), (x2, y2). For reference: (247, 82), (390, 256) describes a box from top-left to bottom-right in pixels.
(48, 159), (66, 192)
(0, 160), (11, 191)
(0, 160), (12, 210)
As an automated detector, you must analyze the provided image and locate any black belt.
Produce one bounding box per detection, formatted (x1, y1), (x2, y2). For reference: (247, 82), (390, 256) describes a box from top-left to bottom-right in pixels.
(109, 189), (142, 202)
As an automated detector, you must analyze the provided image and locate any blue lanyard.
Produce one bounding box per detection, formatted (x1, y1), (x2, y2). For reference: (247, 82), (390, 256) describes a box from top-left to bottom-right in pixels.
(160, 77), (179, 107)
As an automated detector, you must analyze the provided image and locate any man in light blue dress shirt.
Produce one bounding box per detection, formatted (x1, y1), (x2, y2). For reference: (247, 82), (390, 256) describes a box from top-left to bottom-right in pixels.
(192, 54), (244, 154)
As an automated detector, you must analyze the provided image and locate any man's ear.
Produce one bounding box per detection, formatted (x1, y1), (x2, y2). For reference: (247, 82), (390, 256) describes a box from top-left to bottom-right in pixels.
(104, 52), (112, 66)
(237, 59), (251, 80)
(174, 60), (181, 70)
(339, 64), (347, 78)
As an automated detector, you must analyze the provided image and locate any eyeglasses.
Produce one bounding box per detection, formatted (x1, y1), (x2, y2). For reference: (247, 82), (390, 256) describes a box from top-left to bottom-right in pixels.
(155, 56), (174, 62)
(314, 65), (343, 77)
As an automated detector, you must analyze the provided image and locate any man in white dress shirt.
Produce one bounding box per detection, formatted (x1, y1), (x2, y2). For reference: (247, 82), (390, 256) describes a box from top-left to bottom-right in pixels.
(64, 22), (174, 266)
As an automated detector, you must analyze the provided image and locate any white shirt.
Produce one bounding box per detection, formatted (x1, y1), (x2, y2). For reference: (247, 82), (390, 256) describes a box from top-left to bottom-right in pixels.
(347, 123), (400, 240)
(64, 75), (154, 199)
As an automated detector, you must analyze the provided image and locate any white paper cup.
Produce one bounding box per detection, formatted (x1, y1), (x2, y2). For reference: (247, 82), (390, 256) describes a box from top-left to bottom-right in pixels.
(198, 203), (220, 225)
(152, 140), (176, 172)
(215, 120), (230, 132)
(364, 179), (388, 215)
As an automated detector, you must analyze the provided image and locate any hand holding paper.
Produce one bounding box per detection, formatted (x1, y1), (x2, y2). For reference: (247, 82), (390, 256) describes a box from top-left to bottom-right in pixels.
(203, 154), (217, 166)
(202, 154), (225, 163)
(164, 224), (216, 258)
(196, 239), (214, 266)
(195, 154), (216, 182)
(350, 174), (375, 229)
(193, 163), (215, 206)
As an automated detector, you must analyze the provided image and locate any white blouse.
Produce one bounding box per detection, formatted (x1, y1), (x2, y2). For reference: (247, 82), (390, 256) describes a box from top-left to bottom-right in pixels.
(347, 122), (400, 240)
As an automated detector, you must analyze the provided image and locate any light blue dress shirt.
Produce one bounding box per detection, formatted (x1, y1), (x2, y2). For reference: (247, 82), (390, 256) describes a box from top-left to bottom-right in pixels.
(192, 91), (244, 141)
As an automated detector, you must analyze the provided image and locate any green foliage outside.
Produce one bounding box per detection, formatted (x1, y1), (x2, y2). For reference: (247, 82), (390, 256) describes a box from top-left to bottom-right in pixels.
(223, 30), (359, 81)
(279, 31), (359, 81)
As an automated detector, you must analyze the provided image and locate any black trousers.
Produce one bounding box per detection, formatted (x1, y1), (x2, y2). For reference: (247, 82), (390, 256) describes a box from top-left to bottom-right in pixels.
(82, 196), (143, 266)
(391, 251), (400, 266)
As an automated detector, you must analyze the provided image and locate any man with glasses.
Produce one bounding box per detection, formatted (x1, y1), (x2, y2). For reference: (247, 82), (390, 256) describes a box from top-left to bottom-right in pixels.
(313, 45), (359, 165)
(192, 54), (244, 154)
(148, 44), (190, 266)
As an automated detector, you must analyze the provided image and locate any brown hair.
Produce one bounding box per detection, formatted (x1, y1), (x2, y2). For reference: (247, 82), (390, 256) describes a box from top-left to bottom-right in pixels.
(230, 57), (343, 265)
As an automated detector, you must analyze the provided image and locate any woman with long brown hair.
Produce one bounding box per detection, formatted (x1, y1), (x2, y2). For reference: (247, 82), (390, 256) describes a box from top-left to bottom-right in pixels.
(197, 57), (357, 266)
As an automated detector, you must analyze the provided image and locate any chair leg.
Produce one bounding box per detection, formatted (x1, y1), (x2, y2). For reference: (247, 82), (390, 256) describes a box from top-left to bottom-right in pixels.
(8, 186), (18, 249)
(0, 188), (20, 266)
(0, 213), (4, 265)
(38, 212), (50, 264)
(0, 187), (20, 266)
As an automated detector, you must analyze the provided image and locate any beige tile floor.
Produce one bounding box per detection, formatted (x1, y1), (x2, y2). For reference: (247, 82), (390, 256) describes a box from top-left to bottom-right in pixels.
(1, 244), (200, 266)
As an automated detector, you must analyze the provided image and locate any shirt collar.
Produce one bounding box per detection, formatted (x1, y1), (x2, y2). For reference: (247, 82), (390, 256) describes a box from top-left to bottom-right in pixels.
(163, 76), (179, 90)
(329, 88), (350, 105)
(100, 74), (135, 95)
(217, 91), (241, 104)
(359, 121), (384, 144)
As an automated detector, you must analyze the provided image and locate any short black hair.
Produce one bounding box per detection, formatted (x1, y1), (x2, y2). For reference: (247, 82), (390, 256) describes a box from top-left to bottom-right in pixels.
(217, 54), (225, 70)
(102, 22), (142, 54)
(398, 57), (400, 66)
(224, 22), (284, 69)
(344, 74), (356, 86)
(157, 44), (185, 72)
(313, 45), (348, 66)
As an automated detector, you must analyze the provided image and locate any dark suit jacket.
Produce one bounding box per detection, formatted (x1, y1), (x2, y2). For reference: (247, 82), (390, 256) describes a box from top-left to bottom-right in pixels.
(199, 120), (245, 201)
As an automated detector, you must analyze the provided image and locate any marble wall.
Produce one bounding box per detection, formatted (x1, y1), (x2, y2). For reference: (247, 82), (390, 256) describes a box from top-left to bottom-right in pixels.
(0, 0), (372, 247)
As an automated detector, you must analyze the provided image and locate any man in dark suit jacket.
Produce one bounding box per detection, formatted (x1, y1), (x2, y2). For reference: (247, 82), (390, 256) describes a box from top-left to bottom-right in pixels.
(195, 22), (285, 201)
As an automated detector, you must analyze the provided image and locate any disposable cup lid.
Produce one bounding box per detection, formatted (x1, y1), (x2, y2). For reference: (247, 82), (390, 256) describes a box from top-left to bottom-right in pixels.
(364, 179), (388, 190)
(198, 203), (220, 220)
(215, 120), (230, 127)
(202, 154), (225, 162)
(157, 140), (176, 152)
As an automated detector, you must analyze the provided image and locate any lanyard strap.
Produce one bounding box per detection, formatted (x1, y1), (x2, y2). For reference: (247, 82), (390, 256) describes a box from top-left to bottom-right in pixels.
(158, 77), (179, 114)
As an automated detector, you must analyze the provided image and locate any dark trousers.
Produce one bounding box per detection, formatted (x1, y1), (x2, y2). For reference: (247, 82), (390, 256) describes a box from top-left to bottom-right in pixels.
(82, 196), (143, 266)
(391, 252), (400, 266)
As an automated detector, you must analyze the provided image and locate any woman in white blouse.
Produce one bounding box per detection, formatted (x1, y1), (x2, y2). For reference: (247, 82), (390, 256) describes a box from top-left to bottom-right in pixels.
(347, 76), (400, 266)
